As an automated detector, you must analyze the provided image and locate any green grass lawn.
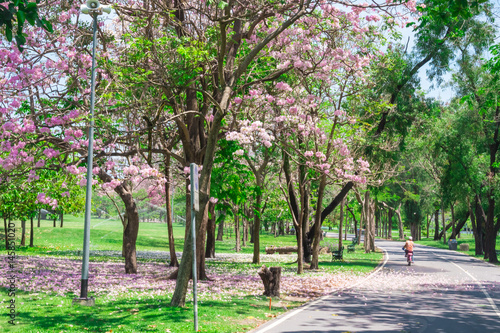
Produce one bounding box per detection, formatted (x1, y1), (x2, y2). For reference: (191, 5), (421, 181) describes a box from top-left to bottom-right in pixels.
(0, 215), (383, 332)
(3, 290), (301, 333)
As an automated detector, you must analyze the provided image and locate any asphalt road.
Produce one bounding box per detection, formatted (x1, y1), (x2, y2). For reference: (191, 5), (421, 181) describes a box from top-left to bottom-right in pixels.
(251, 239), (500, 333)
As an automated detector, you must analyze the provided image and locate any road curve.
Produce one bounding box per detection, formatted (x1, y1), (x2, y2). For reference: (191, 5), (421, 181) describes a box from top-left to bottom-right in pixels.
(251, 239), (500, 333)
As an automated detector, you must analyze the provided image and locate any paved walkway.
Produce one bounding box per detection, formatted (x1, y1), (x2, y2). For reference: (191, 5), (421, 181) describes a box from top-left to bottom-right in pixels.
(251, 239), (500, 333)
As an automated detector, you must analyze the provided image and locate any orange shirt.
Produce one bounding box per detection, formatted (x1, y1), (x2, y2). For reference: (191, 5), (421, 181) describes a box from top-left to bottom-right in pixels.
(405, 240), (414, 251)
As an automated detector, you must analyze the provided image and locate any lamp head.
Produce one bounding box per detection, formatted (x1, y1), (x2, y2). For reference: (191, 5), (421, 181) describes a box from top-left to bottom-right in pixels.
(80, 1), (112, 15)
(86, 0), (100, 9)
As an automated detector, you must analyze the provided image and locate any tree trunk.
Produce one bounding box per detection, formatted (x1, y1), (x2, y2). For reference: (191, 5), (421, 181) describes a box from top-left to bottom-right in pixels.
(98, 170), (140, 274)
(469, 197), (481, 255)
(310, 175), (326, 270)
(395, 204), (403, 240)
(122, 206), (139, 274)
(450, 203), (456, 239)
(439, 213), (469, 240)
(344, 204), (348, 241)
(388, 209), (392, 239)
(363, 192), (376, 253)
(4, 217), (8, 250)
(217, 215), (224, 241)
(252, 190), (262, 264)
(53, 214), (56, 227)
(442, 203), (446, 244)
(242, 209), (247, 247)
(60, 211), (64, 228)
(205, 201), (216, 259)
(433, 209), (440, 240)
(196, 202), (210, 280)
(346, 204), (358, 239)
(234, 207), (240, 252)
(29, 215), (34, 247)
(484, 193), (498, 263)
(163, 155), (179, 267)
(339, 198), (344, 249)
(296, 215), (304, 274)
(21, 219), (26, 246)
(257, 265), (281, 297)
(426, 214), (430, 238)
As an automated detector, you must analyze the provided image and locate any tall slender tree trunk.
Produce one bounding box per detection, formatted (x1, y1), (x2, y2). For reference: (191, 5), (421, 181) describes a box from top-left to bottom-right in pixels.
(234, 207), (240, 252)
(196, 202), (210, 280)
(164, 156), (179, 267)
(346, 204), (358, 240)
(388, 209), (392, 239)
(252, 190), (262, 264)
(29, 215), (34, 247)
(60, 211), (64, 228)
(484, 193), (498, 263)
(4, 217), (8, 250)
(242, 210), (247, 247)
(217, 215), (225, 241)
(310, 175), (327, 270)
(426, 215), (430, 238)
(344, 203), (348, 241)
(53, 213), (56, 228)
(450, 203), (456, 239)
(442, 203), (446, 244)
(469, 197), (481, 255)
(296, 215), (304, 275)
(395, 204), (403, 240)
(205, 201), (216, 259)
(363, 192), (376, 253)
(20, 219), (26, 246)
(339, 198), (344, 249)
(433, 210), (440, 240)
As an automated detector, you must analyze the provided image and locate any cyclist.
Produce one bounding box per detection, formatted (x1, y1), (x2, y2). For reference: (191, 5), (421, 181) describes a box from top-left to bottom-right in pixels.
(403, 236), (414, 262)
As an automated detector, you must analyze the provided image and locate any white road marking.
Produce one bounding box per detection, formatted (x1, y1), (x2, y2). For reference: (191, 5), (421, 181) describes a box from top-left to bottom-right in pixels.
(253, 247), (390, 333)
(449, 259), (500, 319)
(433, 252), (500, 319)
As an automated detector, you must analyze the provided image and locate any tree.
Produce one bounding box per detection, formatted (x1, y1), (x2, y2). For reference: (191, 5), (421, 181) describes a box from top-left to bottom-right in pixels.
(0, 0), (53, 50)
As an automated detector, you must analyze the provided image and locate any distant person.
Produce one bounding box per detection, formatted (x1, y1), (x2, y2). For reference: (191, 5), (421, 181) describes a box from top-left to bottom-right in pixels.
(403, 236), (414, 262)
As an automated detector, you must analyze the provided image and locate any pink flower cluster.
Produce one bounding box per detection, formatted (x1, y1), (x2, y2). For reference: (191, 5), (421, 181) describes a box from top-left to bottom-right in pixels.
(36, 193), (58, 209)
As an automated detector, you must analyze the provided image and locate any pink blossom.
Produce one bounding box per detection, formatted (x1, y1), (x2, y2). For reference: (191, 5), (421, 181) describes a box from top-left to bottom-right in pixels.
(123, 165), (139, 176)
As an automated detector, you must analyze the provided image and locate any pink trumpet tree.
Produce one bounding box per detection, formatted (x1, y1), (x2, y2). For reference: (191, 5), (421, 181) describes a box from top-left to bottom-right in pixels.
(0, 1), (167, 274)
(106, 0), (417, 306)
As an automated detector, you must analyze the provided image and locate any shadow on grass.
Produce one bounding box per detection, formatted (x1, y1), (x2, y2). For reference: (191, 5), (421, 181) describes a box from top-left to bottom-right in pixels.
(4, 290), (292, 333)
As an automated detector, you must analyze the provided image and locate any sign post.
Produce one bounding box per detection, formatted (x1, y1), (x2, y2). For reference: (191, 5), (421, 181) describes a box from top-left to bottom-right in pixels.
(189, 163), (199, 331)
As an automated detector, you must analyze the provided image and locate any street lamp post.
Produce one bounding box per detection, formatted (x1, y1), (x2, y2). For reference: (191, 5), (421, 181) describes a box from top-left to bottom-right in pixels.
(73, 0), (111, 307)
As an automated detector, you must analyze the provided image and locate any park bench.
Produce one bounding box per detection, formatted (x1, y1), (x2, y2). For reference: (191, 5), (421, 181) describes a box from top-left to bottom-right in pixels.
(331, 246), (344, 261)
(347, 237), (358, 253)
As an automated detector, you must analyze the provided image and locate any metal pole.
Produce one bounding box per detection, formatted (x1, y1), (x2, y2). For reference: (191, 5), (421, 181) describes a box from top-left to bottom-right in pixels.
(79, 13), (98, 301)
(190, 164), (198, 331)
